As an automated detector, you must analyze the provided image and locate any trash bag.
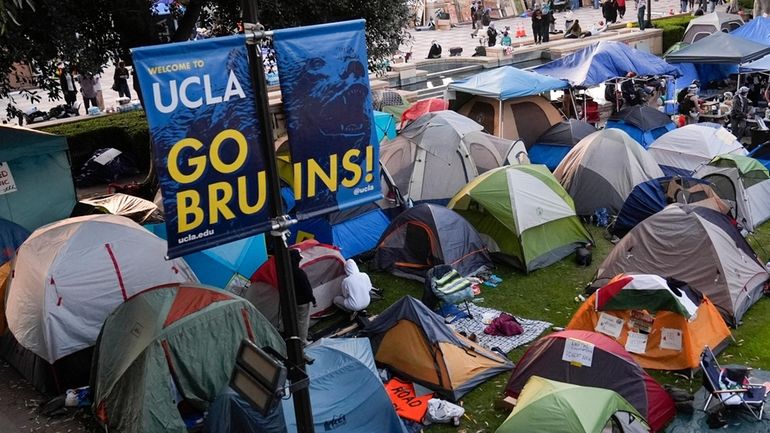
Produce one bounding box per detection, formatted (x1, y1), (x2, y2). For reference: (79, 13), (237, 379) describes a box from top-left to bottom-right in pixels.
(75, 148), (139, 187)
(423, 398), (464, 426)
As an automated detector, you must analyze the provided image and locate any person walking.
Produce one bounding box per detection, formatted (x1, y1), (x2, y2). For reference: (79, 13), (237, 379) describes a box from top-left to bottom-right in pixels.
(637, 0), (647, 30)
(617, 0), (627, 19)
(471, 1), (479, 29)
(731, 86), (751, 138)
(487, 21), (498, 46)
(542, 3), (554, 42)
(532, 7), (544, 44)
(76, 72), (98, 111)
(113, 61), (132, 99)
(59, 65), (77, 107)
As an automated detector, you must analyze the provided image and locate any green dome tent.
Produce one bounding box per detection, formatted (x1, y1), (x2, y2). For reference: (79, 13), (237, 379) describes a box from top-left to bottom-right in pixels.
(496, 376), (650, 433)
(448, 165), (592, 272)
(91, 283), (285, 433)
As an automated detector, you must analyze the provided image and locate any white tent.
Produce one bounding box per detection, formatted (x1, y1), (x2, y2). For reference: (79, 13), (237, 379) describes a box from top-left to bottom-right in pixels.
(5, 214), (197, 363)
(648, 125), (747, 176)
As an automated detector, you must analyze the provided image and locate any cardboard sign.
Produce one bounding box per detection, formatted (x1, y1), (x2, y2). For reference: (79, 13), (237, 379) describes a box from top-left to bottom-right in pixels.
(596, 312), (624, 339)
(625, 331), (648, 354)
(0, 162), (17, 195)
(629, 310), (654, 333)
(562, 338), (595, 367)
(660, 328), (683, 351)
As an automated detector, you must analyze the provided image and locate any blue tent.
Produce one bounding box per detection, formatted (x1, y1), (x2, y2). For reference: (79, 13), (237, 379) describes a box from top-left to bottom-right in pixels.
(447, 66), (569, 99)
(283, 338), (406, 433)
(0, 218), (29, 265)
(145, 223), (267, 290)
(611, 176), (712, 236)
(529, 119), (597, 171)
(374, 110), (397, 143)
(0, 126), (77, 231)
(533, 41), (681, 87)
(605, 106), (676, 148)
(730, 16), (770, 45)
(288, 203), (390, 258)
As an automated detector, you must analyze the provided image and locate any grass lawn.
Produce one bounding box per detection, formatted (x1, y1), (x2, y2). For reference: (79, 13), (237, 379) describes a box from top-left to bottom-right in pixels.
(350, 222), (770, 433)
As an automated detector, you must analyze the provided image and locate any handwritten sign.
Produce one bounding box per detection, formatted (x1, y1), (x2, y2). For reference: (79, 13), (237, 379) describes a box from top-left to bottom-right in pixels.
(0, 162), (17, 195)
(660, 328), (683, 351)
(625, 331), (648, 354)
(596, 312), (624, 339)
(562, 338), (595, 367)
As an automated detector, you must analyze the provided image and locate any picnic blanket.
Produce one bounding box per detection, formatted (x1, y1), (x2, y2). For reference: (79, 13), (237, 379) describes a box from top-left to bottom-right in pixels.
(450, 304), (552, 354)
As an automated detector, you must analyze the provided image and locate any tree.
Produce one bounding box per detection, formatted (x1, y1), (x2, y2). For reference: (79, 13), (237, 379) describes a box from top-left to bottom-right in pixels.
(0, 0), (411, 120)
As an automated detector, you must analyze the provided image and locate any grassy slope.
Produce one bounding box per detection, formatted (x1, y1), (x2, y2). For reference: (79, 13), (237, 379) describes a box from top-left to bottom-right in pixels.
(360, 222), (770, 433)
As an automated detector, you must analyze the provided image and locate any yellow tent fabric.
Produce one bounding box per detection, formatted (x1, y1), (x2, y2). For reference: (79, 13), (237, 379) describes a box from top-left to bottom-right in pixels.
(567, 291), (731, 370)
(0, 262), (11, 335)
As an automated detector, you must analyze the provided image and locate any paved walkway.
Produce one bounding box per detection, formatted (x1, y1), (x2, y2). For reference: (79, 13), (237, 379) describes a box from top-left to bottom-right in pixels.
(403, 0), (688, 59)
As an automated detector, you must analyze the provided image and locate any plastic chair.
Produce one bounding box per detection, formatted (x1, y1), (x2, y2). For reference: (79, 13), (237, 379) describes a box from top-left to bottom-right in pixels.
(700, 346), (767, 420)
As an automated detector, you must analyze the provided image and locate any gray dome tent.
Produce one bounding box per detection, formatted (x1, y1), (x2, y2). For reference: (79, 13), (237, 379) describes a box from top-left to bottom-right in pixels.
(374, 203), (492, 282)
(596, 204), (768, 326)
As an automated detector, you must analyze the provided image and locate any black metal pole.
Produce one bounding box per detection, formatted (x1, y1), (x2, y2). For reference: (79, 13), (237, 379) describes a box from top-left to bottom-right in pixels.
(240, 2), (315, 432)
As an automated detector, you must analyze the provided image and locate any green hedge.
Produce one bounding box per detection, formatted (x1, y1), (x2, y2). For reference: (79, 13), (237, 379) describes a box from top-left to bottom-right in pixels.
(40, 111), (151, 172)
(652, 15), (695, 53)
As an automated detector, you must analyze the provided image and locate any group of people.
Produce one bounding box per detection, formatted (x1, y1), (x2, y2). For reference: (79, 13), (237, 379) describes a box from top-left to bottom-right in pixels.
(676, 79), (752, 137)
(530, 4), (556, 44)
(56, 60), (132, 114)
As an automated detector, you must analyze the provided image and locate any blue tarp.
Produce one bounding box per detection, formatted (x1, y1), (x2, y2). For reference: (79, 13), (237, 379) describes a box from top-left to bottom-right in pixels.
(145, 223), (267, 289)
(532, 41), (681, 87)
(447, 66), (569, 99)
(374, 110), (397, 143)
(674, 63), (737, 89)
(730, 16), (770, 45)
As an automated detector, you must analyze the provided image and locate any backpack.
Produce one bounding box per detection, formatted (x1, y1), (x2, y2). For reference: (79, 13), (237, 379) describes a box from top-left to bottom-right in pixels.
(604, 82), (617, 102)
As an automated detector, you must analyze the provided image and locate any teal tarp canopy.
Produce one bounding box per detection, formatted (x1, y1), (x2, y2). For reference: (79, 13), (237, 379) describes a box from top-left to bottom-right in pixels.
(0, 126), (76, 231)
(448, 66), (569, 100)
(665, 31), (770, 64)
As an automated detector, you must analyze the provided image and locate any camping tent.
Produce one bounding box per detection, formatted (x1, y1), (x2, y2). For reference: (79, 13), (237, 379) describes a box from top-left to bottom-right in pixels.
(206, 338), (405, 433)
(0, 125), (77, 231)
(365, 296), (513, 401)
(596, 204), (768, 326)
(287, 203), (390, 258)
(374, 110), (398, 143)
(400, 98), (448, 125)
(529, 119), (597, 171)
(497, 376), (651, 433)
(77, 193), (160, 224)
(5, 214), (197, 363)
(0, 218), (30, 335)
(373, 203), (492, 282)
(605, 106), (676, 149)
(568, 274), (732, 371)
(249, 240), (346, 323)
(446, 67), (567, 145)
(145, 223), (267, 291)
(282, 338), (406, 433)
(554, 129), (664, 215)
(682, 12), (743, 44)
(611, 176), (729, 237)
(448, 164), (591, 272)
(693, 154), (770, 233)
(504, 330), (673, 432)
(92, 283), (285, 433)
(665, 31), (770, 64)
(532, 41), (681, 87)
(648, 125), (746, 175)
(379, 111), (525, 204)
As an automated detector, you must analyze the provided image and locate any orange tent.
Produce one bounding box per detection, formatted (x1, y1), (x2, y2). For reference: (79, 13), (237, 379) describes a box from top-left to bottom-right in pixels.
(567, 273), (731, 371)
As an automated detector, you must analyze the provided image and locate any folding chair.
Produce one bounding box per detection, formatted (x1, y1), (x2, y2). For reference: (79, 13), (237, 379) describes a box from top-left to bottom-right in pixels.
(422, 265), (474, 319)
(700, 346), (768, 420)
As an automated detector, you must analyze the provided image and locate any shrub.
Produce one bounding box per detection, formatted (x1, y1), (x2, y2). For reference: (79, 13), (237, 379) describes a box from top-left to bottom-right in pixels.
(652, 14), (695, 53)
(40, 111), (151, 172)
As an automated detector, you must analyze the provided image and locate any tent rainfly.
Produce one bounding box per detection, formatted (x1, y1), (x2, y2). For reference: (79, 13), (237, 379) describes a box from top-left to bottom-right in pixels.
(682, 12), (744, 44)
(648, 124), (746, 176)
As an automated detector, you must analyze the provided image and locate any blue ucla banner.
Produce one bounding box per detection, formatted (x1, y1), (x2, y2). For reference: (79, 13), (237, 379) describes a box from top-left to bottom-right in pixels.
(132, 35), (272, 258)
(273, 20), (381, 219)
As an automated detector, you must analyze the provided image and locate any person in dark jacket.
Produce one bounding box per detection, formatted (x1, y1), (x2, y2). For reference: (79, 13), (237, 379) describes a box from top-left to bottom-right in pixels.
(289, 248), (316, 345)
(487, 21), (498, 46)
(532, 7), (544, 44)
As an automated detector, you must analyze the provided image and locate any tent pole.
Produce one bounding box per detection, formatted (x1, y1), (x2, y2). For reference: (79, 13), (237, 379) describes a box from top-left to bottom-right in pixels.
(499, 99), (504, 137)
(737, 74), (741, 91)
(242, 2), (315, 432)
